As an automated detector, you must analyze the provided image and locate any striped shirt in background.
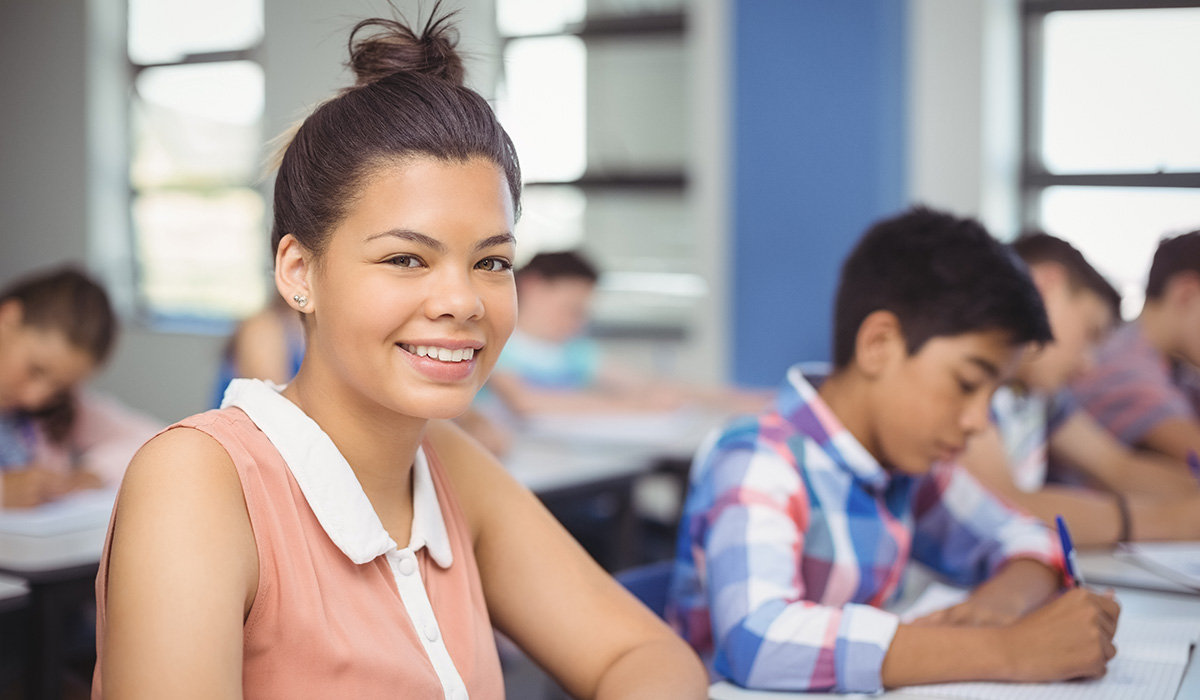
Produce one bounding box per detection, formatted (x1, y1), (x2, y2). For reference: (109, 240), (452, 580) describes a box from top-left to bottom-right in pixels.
(991, 386), (1079, 492)
(1072, 322), (1200, 446)
(666, 366), (1064, 694)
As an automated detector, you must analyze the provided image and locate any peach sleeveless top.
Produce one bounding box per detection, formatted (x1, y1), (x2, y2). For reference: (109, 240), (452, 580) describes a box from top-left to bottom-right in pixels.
(93, 379), (503, 700)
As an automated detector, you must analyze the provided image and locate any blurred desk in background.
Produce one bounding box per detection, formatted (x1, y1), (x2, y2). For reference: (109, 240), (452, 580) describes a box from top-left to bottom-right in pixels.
(0, 490), (114, 700)
(504, 408), (734, 571)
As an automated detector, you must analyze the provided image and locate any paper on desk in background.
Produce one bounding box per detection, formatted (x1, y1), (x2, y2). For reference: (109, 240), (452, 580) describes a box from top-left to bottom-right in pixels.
(902, 614), (1199, 700)
(0, 488), (117, 536)
(522, 407), (712, 448)
(1116, 542), (1200, 591)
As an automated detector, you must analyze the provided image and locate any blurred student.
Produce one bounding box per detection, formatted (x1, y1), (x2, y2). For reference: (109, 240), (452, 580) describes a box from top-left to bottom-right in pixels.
(1072, 229), (1200, 464)
(94, 12), (706, 699)
(211, 295), (304, 408)
(487, 250), (767, 417)
(959, 233), (1200, 548)
(667, 208), (1118, 694)
(0, 267), (160, 508)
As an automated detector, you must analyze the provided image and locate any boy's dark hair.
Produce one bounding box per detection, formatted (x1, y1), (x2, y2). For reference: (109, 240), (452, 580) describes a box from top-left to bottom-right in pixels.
(1011, 231), (1121, 319)
(1145, 229), (1200, 301)
(516, 250), (599, 284)
(832, 207), (1052, 368)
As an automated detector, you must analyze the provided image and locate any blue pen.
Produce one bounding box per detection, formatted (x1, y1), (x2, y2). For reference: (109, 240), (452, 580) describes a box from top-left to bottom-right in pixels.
(1187, 450), (1200, 485)
(1056, 515), (1086, 588)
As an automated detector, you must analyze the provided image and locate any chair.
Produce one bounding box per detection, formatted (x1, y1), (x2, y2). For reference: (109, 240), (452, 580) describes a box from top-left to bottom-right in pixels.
(614, 559), (674, 619)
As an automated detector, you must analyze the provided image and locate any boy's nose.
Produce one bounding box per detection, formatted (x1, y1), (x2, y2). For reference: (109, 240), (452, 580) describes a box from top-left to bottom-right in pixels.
(961, 394), (992, 435)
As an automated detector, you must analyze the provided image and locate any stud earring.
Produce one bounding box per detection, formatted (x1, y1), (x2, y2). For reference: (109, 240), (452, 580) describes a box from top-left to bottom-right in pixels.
(292, 294), (308, 308)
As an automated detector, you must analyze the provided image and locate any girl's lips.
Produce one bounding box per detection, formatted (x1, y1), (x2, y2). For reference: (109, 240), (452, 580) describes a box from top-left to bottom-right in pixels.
(397, 343), (478, 382)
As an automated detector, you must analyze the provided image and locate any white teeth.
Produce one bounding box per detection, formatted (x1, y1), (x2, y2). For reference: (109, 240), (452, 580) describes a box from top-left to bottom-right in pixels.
(401, 343), (476, 362)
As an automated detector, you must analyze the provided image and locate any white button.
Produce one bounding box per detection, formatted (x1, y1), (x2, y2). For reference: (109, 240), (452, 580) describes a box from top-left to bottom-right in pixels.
(424, 621), (440, 642)
(397, 555), (416, 576)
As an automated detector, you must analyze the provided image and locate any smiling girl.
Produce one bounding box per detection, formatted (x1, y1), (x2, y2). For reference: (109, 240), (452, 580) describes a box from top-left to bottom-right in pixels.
(92, 10), (705, 700)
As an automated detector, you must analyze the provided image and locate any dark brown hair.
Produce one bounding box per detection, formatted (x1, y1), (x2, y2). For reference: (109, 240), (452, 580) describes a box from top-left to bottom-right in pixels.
(1146, 229), (1200, 301)
(832, 207), (1052, 368)
(271, 6), (522, 257)
(516, 250), (600, 284)
(1, 266), (117, 442)
(1012, 231), (1121, 320)
(1, 266), (116, 365)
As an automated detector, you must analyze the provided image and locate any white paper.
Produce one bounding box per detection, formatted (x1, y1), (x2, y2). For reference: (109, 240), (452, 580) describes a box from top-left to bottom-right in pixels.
(1117, 542), (1200, 590)
(0, 488), (117, 536)
(902, 616), (1200, 700)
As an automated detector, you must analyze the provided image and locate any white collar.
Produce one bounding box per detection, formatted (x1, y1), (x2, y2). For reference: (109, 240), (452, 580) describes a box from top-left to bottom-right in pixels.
(221, 379), (453, 568)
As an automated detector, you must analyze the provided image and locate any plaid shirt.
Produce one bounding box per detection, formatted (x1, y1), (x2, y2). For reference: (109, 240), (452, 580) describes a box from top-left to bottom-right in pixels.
(666, 366), (1064, 693)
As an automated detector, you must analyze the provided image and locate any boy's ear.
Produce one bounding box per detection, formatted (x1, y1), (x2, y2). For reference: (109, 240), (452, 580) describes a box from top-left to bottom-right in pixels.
(1028, 261), (1067, 297)
(855, 310), (906, 378)
(275, 234), (315, 314)
(1167, 271), (1200, 307)
(0, 299), (24, 331)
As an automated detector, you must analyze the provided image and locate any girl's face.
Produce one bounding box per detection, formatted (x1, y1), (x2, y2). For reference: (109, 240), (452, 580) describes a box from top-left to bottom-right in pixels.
(291, 156), (518, 420)
(0, 303), (96, 412)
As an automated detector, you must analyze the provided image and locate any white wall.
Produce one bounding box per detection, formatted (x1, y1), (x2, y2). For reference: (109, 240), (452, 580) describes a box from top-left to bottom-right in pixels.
(907, 0), (1020, 238)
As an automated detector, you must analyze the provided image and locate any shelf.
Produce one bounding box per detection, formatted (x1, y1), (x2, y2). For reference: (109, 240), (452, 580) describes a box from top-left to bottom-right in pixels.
(502, 12), (685, 41)
(524, 172), (687, 191)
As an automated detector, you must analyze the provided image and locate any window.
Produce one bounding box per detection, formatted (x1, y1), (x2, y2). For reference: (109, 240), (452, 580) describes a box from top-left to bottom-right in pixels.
(126, 0), (267, 326)
(1021, 1), (1200, 318)
(495, 0), (704, 335)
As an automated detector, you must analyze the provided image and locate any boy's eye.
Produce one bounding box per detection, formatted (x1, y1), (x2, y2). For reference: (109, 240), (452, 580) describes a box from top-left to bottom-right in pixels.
(476, 257), (513, 273)
(957, 378), (980, 395)
(386, 255), (422, 268)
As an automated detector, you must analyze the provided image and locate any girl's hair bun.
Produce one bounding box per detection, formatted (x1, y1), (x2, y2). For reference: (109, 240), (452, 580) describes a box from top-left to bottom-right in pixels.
(347, 8), (464, 88)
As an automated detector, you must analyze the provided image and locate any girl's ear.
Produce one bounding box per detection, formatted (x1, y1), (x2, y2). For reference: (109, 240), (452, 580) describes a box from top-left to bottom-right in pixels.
(275, 235), (315, 314)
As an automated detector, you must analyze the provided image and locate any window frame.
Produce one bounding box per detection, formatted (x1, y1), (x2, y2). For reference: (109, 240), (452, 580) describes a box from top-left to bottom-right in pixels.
(1019, 0), (1200, 230)
(124, 11), (266, 333)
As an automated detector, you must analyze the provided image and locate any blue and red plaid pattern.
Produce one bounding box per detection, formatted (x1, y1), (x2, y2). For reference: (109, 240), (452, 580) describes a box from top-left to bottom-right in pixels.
(666, 365), (1064, 693)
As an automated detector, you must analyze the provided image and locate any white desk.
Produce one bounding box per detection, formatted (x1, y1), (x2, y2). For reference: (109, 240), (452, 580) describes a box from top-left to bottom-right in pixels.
(0, 492), (115, 700)
(709, 559), (1200, 700)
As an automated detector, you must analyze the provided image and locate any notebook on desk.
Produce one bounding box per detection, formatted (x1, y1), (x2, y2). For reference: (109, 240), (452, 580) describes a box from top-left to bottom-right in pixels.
(709, 584), (1200, 700)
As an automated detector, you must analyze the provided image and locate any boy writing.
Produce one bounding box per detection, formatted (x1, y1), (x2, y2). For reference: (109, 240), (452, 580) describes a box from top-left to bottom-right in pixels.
(666, 208), (1118, 693)
(1072, 230), (1200, 463)
(960, 233), (1200, 547)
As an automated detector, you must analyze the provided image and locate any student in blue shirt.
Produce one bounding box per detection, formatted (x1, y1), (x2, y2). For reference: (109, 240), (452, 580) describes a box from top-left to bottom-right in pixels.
(668, 207), (1119, 693)
(486, 251), (769, 418)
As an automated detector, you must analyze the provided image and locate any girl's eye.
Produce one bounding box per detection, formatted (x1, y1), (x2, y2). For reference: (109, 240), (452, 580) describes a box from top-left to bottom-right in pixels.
(387, 255), (422, 268)
(957, 378), (979, 395)
(476, 257), (513, 273)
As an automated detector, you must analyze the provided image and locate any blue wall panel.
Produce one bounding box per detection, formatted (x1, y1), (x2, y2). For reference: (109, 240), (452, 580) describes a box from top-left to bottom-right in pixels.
(732, 0), (907, 386)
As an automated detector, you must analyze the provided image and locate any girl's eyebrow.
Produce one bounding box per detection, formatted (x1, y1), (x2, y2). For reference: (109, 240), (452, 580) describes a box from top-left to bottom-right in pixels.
(475, 233), (515, 252)
(365, 229), (445, 253)
(363, 230), (514, 253)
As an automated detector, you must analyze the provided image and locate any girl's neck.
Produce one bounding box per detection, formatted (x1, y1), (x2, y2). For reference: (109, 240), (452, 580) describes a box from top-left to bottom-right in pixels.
(280, 362), (426, 529)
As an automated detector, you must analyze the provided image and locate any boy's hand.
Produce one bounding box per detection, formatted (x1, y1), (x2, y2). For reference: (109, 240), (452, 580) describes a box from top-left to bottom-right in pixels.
(998, 588), (1120, 682)
(2, 466), (71, 508)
